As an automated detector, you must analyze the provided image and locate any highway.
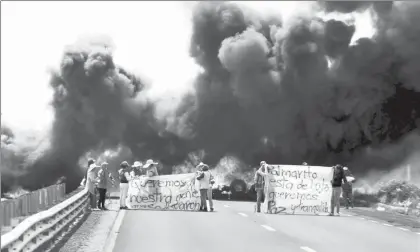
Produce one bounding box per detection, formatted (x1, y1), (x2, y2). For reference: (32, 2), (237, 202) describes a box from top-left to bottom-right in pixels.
(110, 200), (420, 252)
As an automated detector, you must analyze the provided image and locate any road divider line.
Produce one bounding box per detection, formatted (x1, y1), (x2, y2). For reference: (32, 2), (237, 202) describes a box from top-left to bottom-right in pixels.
(300, 246), (317, 252)
(261, 225), (276, 232)
(224, 205), (230, 208)
(369, 220), (378, 223)
(416, 233), (420, 235)
(398, 227), (409, 231)
(359, 217), (365, 220)
(383, 224), (393, 227)
(104, 208), (126, 252)
(238, 213), (248, 217)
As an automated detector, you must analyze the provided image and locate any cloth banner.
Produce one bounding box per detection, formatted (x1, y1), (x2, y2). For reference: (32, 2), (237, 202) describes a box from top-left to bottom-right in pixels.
(127, 173), (201, 211)
(263, 165), (333, 215)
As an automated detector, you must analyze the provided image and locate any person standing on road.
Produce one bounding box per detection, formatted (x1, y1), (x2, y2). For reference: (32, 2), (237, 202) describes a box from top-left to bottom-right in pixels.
(342, 167), (356, 209)
(196, 162), (211, 212)
(254, 161), (268, 213)
(81, 158), (96, 187)
(97, 162), (115, 210)
(118, 161), (131, 210)
(86, 163), (100, 210)
(329, 164), (347, 216)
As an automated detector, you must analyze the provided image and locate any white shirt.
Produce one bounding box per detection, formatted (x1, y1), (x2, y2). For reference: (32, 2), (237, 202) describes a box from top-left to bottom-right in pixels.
(198, 171), (211, 190)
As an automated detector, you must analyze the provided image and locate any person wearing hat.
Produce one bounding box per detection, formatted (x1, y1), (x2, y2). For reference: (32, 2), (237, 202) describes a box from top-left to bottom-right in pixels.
(97, 162), (115, 210)
(118, 161), (131, 210)
(342, 167), (356, 209)
(143, 159), (159, 177)
(130, 161), (143, 178)
(86, 163), (100, 210)
(329, 164), (348, 216)
(254, 161), (268, 213)
(196, 162), (213, 212)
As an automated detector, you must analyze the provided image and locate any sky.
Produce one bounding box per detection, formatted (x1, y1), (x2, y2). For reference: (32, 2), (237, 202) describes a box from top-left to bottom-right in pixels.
(1, 1), (374, 132)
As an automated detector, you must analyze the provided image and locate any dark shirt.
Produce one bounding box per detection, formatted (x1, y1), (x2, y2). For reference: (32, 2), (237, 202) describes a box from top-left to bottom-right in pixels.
(119, 168), (129, 183)
(331, 167), (347, 188)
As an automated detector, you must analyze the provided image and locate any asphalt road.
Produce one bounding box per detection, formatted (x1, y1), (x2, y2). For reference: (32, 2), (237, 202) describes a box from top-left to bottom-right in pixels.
(112, 200), (420, 252)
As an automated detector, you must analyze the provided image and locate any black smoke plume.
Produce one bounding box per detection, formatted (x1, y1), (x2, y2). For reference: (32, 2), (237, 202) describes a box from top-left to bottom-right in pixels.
(5, 1), (420, 192)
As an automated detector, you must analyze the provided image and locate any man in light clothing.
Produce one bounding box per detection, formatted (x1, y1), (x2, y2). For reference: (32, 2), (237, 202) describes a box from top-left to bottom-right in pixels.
(254, 161), (268, 213)
(196, 163), (211, 212)
(86, 163), (100, 210)
(118, 161), (131, 210)
(97, 162), (115, 210)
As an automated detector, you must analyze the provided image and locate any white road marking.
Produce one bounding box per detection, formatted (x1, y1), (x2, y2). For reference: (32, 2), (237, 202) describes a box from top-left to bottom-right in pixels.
(416, 233), (420, 235)
(104, 207), (126, 252)
(398, 227), (409, 231)
(359, 217), (365, 220)
(224, 204), (230, 207)
(383, 224), (393, 227)
(261, 225), (276, 232)
(238, 212), (248, 217)
(300, 246), (317, 252)
(369, 220), (378, 223)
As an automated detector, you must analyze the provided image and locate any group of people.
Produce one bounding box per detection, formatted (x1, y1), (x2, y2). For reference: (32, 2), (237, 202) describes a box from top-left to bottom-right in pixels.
(81, 158), (159, 210)
(253, 161), (356, 215)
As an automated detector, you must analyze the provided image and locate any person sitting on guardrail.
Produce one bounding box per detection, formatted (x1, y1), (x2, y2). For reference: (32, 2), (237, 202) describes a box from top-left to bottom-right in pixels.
(97, 162), (116, 210)
(196, 162), (212, 212)
(118, 161), (131, 210)
(329, 164), (347, 216)
(342, 167), (356, 209)
(86, 163), (100, 210)
(254, 161), (268, 213)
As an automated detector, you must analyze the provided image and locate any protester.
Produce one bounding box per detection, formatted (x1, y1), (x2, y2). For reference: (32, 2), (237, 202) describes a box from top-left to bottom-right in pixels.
(97, 162), (115, 210)
(118, 161), (131, 210)
(86, 163), (100, 210)
(196, 162), (212, 212)
(254, 161), (268, 213)
(143, 159), (159, 177)
(80, 158), (95, 187)
(130, 161), (143, 178)
(209, 167), (215, 212)
(329, 164), (347, 216)
(342, 167), (356, 209)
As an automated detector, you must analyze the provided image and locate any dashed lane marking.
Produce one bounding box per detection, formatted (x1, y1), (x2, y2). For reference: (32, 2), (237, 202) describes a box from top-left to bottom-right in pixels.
(261, 225), (276, 232)
(300, 246), (317, 252)
(369, 220), (379, 223)
(238, 212), (248, 217)
(383, 224), (393, 227)
(224, 205), (230, 208)
(398, 227), (409, 232)
(359, 217), (365, 220)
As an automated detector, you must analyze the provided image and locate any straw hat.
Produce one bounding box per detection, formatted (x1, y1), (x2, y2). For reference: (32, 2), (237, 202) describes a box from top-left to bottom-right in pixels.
(132, 161), (142, 168)
(143, 159), (158, 169)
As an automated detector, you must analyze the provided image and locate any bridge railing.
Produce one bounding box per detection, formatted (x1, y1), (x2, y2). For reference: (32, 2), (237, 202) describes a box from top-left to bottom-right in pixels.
(1, 188), (89, 252)
(1, 183), (66, 230)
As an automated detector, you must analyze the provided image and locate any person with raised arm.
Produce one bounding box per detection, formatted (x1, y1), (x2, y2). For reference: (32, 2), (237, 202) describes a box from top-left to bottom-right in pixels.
(254, 161), (268, 213)
(118, 161), (131, 210)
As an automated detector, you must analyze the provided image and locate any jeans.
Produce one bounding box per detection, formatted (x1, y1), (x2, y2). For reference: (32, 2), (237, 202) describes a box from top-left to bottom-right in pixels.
(120, 183), (129, 207)
(331, 187), (342, 214)
(98, 188), (107, 209)
(199, 189), (208, 210)
(88, 191), (97, 209)
(256, 188), (264, 212)
(342, 189), (354, 208)
(207, 188), (213, 209)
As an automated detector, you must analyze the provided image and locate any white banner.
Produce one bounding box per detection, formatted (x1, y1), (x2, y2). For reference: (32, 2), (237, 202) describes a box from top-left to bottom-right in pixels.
(264, 165), (333, 215)
(127, 173), (201, 211)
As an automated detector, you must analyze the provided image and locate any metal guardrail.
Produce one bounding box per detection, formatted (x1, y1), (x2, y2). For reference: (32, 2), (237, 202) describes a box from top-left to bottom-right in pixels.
(1, 184), (66, 229)
(1, 188), (89, 252)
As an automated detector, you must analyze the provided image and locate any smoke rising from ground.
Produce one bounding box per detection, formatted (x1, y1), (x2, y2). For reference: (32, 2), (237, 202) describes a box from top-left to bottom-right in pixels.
(2, 1), (420, 193)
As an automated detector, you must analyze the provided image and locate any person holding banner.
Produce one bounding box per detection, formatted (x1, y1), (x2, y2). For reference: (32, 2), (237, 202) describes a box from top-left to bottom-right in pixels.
(342, 167), (356, 209)
(118, 161), (131, 210)
(196, 162), (212, 212)
(329, 164), (347, 216)
(130, 161), (143, 178)
(254, 161), (268, 213)
(143, 159), (159, 177)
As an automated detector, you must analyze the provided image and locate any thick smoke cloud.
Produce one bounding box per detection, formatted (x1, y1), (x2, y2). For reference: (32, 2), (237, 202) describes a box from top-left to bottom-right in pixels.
(5, 1), (420, 192)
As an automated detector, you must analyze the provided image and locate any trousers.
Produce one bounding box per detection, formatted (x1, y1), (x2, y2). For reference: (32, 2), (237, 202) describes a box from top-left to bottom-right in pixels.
(120, 183), (129, 207)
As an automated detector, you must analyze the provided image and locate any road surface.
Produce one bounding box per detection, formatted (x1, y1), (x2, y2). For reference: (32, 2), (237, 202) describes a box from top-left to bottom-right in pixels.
(111, 200), (420, 252)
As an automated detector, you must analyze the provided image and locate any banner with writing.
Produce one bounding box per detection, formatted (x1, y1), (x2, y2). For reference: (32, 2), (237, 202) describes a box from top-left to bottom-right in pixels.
(264, 165), (333, 215)
(127, 173), (201, 211)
